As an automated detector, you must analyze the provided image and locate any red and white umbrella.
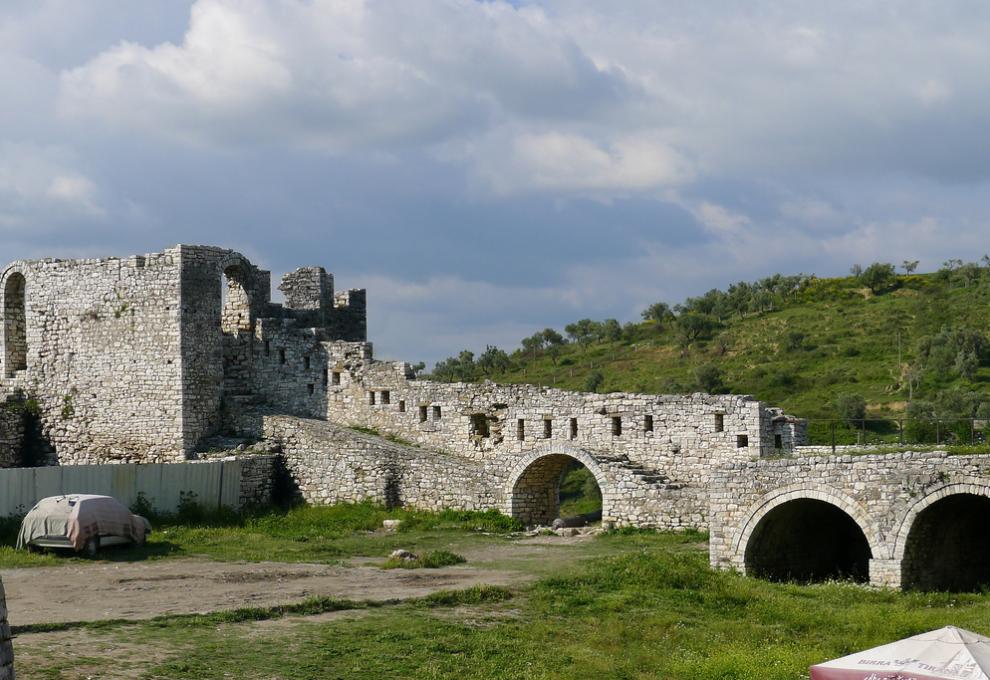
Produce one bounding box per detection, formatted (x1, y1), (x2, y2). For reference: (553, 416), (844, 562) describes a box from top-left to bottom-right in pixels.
(811, 627), (990, 680)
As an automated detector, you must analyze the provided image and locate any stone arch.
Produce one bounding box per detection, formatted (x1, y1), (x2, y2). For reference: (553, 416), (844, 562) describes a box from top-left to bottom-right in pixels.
(893, 482), (990, 591)
(2, 269), (27, 377)
(504, 445), (609, 526)
(218, 255), (256, 396)
(733, 484), (880, 582)
(219, 256), (254, 333)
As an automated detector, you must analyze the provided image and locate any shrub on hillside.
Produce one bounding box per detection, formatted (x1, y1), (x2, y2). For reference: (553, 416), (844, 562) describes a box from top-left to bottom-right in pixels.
(694, 364), (725, 394)
(857, 262), (897, 294)
(834, 394), (866, 424)
(676, 312), (719, 345)
(585, 370), (604, 393)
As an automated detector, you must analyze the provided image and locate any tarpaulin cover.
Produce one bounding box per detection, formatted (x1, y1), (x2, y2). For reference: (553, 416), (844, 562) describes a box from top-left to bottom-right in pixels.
(16, 494), (148, 550)
(810, 626), (990, 680)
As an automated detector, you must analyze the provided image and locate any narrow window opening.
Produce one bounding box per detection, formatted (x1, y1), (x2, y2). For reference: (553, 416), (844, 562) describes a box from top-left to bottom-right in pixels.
(517, 419), (525, 441)
(774, 433), (783, 449)
(419, 405), (428, 422)
(368, 391), (376, 405)
(321, 371), (328, 389)
(398, 400), (406, 413)
(331, 371), (341, 385)
(470, 414), (490, 438)
(278, 349), (286, 365)
(381, 390), (391, 405)
(737, 434), (749, 448)
(433, 405), (442, 420)
(644, 415), (654, 432)
(307, 383), (314, 396)
(714, 414), (724, 432)
(569, 418), (578, 440)
(303, 355), (311, 370)
(611, 416), (622, 437)
(543, 419), (552, 439)
(264, 340), (270, 357)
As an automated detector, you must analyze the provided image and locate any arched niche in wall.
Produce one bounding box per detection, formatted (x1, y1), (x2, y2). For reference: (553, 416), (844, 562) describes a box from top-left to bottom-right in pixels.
(3, 272), (27, 377)
(221, 263), (253, 334)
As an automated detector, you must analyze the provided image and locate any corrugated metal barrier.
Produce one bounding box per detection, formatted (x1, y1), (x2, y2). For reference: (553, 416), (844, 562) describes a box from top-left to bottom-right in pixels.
(0, 461), (246, 516)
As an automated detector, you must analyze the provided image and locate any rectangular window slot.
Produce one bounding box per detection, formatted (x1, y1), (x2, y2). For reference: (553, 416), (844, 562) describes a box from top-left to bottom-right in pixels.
(303, 355), (311, 370)
(774, 434), (783, 449)
(279, 349), (286, 365)
(381, 390), (391, 405)
(307, 383), (314, 396)
(470, 414), (490, 438)
(543, 419), (552, 439)
(264, 341), (271, 357)
(321, 372), (328, 388)
(331, 371), (341, 385)
(714, 414), (724, 432)
(611, 416), (622, 436)
(517, 419), (525, 441)
(398, 400), (406, 413)
(644, 415), (654, 432)
(433, 405), (442, 420)
(368, 391), (376, 406)
(737, 434), (749, 448)
(569, 418), (578, 439)
(419, 405), (428, 422)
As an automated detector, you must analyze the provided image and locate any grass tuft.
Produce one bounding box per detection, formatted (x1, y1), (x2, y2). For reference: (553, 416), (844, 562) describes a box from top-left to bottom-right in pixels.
(383, 550), (467, 570)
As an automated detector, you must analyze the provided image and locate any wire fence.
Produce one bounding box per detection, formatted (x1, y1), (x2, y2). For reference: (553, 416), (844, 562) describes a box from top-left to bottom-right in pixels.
(805, 418), (989, 451)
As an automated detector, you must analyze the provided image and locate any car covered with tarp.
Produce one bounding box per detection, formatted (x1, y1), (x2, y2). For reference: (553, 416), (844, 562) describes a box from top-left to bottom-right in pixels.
(16, 494), (151, 557)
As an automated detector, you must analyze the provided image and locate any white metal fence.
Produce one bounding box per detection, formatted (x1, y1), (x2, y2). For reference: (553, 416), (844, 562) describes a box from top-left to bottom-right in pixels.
(0, 460), (249, 517)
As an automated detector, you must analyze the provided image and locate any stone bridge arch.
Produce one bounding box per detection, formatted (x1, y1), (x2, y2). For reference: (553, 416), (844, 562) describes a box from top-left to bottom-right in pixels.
(892, 480), (990, 591)
(732, 483), (882, 583)
(503, 444), (610, 526)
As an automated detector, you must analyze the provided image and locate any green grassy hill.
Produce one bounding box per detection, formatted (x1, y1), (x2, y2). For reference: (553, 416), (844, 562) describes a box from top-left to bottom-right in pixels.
(430, 267), (990, 426)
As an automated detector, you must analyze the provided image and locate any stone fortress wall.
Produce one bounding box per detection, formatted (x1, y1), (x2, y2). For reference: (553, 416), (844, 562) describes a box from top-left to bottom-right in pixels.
(0, 245), (799, 531)
(5, 245), (989, 590)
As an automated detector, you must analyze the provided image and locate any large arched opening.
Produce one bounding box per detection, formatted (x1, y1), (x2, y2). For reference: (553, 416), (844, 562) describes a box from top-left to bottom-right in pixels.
(901, 494), (990, 591)
(744, 498), (872, 583)
(508, 453), (604, 527)
(220, 264), (253, 395)
(3, 272), (27, 377)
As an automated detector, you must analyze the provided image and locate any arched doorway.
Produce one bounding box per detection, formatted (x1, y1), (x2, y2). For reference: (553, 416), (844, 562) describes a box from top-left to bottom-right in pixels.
(901, 494), (990, 591)
(3, 272), (27, 377)
(508, 453), (605, 526)
(220, 264), (253, 395)
(744, 498), (872, 583)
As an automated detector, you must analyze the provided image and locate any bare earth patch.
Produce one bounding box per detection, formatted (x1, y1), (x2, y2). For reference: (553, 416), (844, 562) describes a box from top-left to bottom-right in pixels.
(1, 557), (533, 627)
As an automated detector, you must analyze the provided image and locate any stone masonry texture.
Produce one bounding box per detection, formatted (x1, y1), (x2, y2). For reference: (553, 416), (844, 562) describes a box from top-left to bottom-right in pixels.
(4, 245), (990, 590)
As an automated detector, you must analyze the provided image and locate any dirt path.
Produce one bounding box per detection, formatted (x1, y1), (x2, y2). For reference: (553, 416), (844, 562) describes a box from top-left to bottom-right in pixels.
(1, 558), (533, 626)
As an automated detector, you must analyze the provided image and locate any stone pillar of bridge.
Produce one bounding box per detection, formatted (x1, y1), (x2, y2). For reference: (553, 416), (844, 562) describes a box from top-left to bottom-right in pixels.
(869, 558), (901, 589)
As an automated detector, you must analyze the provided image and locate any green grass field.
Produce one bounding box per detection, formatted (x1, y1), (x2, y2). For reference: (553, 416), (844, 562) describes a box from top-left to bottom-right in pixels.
(14, 524), (990, 679)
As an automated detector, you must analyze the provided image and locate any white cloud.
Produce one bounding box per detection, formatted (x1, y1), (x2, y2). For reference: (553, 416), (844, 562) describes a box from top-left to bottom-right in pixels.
(46, 174), (103, 216)
(461, 129), (693, 195)
(58, 0), (626, 154)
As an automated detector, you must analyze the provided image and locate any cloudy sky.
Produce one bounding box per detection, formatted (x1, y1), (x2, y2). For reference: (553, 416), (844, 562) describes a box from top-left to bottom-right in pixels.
(2, 1), (989, 363)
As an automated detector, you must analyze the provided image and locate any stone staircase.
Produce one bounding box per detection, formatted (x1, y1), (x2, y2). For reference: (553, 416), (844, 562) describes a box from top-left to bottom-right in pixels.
(593, 452), (685, 490)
